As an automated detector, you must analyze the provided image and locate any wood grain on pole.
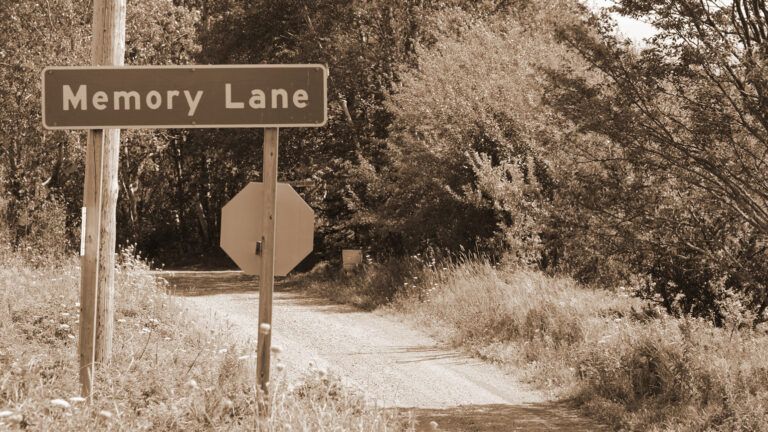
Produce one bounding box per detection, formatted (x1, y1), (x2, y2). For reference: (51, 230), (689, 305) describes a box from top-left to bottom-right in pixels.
(92, 0), (125, 364)
(79, 131), (104, 398)
(257, 128), (279, 393)
(94, 127), (120, 363)
(78, 0), (125, 397)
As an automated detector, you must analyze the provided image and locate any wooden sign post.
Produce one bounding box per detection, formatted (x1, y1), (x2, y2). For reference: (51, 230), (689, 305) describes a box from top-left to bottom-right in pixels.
(257, 128), (279, 391)
(78, 0), (126, 398)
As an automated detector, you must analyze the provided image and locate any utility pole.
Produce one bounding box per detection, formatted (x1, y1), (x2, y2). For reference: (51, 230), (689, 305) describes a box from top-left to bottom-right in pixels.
(78, 0), (125, 398)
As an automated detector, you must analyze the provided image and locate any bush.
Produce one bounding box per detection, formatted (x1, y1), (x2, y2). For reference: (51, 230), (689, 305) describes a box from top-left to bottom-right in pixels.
(379, 259), (768, 431)
(0, 251), (413, 431)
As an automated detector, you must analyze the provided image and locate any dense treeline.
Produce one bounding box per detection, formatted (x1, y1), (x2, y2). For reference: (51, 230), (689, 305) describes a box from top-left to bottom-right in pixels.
(1, 0), (766, 324)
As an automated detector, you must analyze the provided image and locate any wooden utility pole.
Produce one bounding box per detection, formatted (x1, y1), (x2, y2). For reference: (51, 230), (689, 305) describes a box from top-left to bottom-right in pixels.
(78, 0), (126, 398)
(256, 128), (279, 393)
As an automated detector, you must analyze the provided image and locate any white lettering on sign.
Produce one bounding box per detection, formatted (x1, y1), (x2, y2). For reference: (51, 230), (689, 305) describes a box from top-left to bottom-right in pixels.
(114, 91), (141, 110)
(93, 91), (108, 110)
(167, 90), (179, 109)
(272, 89), (288, 109)
(250, 90), (266, 109)
(61, 85), (204, 116)
(184, 90), (203, 116)
(60, 83), (310, 117)
(146, 91), (162, 110)
(225, 84), (244, 109)
(63, 85), (87, 111)
(224, 84), (309, 110)
(293, 89), (308, 108)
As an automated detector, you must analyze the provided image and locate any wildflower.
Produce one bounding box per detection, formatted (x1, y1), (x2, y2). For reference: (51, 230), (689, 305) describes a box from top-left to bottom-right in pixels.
(98, 410), (113, 419)
(186, 379), (199, 390)
(259, 323), (271, 335)
(217, 348), (228, 354)
(222, 398), (234, 409)
(140, 327), (151, 334)
(117, 319), (126, 323)
(58, 324), (70, 331)
(50, 399), (71, 409)
(430, 420), (439, 430)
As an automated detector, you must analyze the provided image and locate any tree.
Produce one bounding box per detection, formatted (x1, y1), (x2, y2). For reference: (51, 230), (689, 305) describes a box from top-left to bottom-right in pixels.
(369, 3), (583, 261)
(547, 0), (768, 322)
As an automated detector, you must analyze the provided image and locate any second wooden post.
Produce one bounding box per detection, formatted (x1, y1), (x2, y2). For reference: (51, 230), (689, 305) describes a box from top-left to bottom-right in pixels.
(257, 128), (279, 393)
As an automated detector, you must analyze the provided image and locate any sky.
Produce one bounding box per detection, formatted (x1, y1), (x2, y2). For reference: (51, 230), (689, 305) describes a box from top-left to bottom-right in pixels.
(583, 0), (658, 43)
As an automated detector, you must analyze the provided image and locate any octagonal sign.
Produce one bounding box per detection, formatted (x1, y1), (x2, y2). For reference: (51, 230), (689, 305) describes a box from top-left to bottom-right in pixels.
(221, 182), (314, 276)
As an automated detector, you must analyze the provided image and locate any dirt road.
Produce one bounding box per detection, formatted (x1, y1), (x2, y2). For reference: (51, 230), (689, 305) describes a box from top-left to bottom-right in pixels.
(164, 271), (603, 431)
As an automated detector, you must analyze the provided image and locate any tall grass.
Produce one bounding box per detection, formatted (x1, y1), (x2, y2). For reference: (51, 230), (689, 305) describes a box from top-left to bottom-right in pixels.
(0, 250), (412, 431)
(307, 257), (768, 431)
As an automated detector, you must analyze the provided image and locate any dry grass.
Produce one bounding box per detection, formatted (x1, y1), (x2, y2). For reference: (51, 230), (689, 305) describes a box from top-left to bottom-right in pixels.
(306, 258), (768, 431)
(0, 249), (413, 431)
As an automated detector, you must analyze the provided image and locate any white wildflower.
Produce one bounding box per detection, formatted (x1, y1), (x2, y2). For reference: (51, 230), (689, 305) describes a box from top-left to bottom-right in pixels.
(50, 399), (71, 409)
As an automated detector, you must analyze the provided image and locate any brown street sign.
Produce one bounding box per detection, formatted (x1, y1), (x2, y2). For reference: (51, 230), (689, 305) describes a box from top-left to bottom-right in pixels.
(42, 65), (327, 129)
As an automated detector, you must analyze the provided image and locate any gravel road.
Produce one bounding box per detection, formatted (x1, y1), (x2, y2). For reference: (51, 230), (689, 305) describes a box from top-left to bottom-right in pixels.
(163, 271), (604, 431)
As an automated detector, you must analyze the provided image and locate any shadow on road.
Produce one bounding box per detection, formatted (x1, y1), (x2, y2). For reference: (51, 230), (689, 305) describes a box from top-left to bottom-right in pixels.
(162, 271), (360, 313)
(160, 271), (258, 296)
(404, 402), (605, 432)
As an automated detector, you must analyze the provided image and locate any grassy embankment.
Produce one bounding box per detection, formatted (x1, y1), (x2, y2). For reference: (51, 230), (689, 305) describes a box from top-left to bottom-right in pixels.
(0, 249), (412, 431)
(304, 258), (768, 431)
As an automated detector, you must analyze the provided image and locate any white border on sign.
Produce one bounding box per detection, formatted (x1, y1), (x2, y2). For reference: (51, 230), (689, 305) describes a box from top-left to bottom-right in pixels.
(41, 64), (329, 130)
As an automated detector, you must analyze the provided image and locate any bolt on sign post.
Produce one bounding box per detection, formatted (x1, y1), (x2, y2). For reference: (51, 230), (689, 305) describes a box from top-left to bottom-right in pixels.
(42, 61), (327, 397)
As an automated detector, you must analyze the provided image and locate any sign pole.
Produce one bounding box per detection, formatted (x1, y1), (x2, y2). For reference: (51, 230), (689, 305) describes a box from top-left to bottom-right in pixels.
(78, 0), (125, 398)
(257, 128), (279, 394)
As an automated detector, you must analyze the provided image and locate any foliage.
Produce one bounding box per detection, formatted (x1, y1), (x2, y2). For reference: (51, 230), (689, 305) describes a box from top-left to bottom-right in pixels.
(361, 258), (768, 431)
(0, 0), (199, 261)
(372, 6), (582, 260)
(544, 0), (768, 321)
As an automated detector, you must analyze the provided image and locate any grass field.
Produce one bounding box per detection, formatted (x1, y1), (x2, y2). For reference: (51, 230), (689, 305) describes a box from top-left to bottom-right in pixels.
(0, 249), (413, 431)
(306, 258), (768, 431)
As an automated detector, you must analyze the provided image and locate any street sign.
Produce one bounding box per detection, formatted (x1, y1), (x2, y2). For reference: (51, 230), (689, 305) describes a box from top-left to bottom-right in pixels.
(221, 182), (314, 276)
(42, 65), (327, 129)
